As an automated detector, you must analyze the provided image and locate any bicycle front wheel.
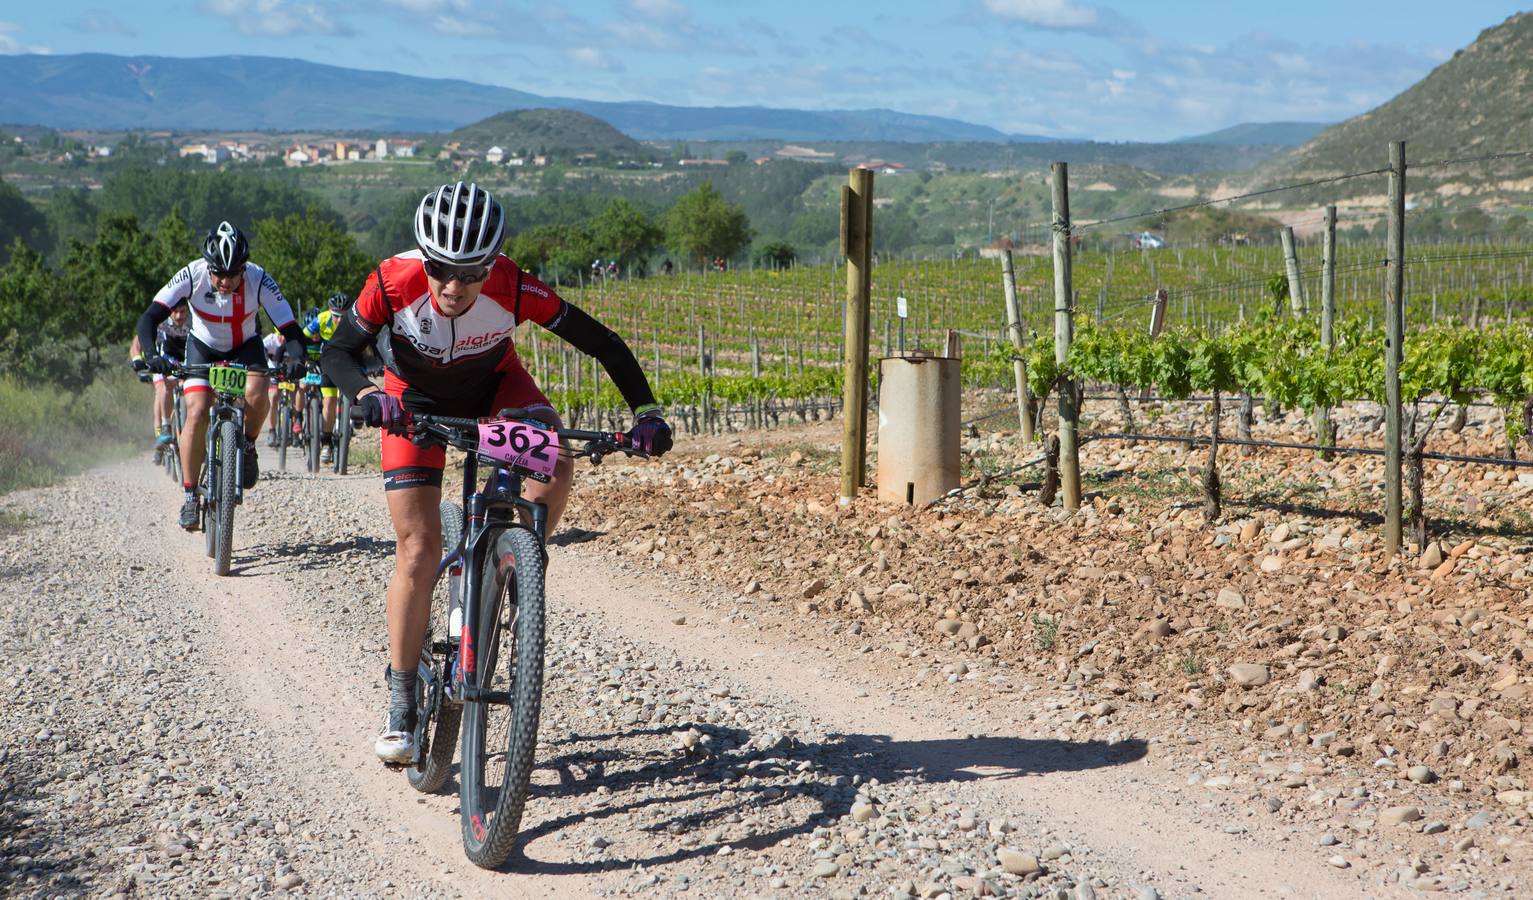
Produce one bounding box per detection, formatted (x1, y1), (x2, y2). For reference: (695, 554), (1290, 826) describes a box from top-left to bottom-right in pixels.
(407, 502), (466, 794)
(306, 392), (323, 473)
(334, 396), (352, 475)
(459, 526), (545, 869)
(277, 398), (290, 472)
(212, 421), (239, 576)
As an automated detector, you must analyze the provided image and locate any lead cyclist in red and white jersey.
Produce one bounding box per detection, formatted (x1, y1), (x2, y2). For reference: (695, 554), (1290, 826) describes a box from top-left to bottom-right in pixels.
(136, 222), (308, 530)
(322, 182), (673, 763)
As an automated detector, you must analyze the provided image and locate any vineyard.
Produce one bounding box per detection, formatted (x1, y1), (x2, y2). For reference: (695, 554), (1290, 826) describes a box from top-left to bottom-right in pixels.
(514, 240), (1533, 443)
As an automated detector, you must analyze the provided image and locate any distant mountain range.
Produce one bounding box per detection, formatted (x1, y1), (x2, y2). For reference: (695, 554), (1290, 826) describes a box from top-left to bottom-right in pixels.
(1174, 122), (1330, 146)
(0, 53), (1052, 143)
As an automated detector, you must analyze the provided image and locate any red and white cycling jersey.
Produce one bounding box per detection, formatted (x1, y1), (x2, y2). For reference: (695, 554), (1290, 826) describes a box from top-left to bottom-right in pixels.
(353, 250), (565, 399)
(152, 259), (295, 352)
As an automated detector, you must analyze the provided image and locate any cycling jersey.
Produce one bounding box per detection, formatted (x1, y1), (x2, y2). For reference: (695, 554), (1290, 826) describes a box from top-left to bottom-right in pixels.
(303, 309), (342, 345)
(348, 251), (564, 398)
(263, 332), (285, 368)
(151, 259), (296, 353)
(156, 319), (188, 363)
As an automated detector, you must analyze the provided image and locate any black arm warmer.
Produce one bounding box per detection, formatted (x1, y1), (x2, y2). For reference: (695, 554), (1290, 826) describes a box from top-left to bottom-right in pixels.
(277, 322), (307, 366)
(322, 313), (378, 402)
(136, 303), (170, 362)
(547, 303), (658, 412)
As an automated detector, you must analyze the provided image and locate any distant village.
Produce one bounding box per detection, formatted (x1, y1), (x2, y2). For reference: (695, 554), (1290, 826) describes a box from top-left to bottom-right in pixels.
(65, 132), (913, 175)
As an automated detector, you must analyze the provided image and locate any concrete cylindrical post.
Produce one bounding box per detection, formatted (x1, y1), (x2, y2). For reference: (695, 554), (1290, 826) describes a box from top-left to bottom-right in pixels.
(876, 355), (960, 506)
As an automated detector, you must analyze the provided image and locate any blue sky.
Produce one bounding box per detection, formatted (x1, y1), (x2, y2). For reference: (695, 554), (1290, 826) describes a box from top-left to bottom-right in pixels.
(2, 1), (1526, 141)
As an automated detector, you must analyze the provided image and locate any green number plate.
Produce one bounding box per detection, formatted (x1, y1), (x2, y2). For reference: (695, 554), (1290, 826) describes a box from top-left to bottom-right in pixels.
(207, 365), (248, 398)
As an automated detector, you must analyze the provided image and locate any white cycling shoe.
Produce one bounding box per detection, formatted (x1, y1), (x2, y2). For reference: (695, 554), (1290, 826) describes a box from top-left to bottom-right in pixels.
(374, 727), (415, 764)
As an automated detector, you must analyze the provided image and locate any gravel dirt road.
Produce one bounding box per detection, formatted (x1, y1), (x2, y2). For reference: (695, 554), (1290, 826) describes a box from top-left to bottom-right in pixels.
(3, 429), (1529, 898)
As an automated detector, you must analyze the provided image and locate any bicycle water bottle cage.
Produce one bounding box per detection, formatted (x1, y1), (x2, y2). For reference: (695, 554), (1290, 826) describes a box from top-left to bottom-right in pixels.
(302, 373), (323, 386)
(207, 365), (248, 398)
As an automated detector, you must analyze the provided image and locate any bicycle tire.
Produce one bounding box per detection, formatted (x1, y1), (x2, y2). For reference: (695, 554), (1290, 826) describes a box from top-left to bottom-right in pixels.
(459, 526), (545, 869)
(307, 392), (323, 473)
(212, 420), (239, 576)
(277, 398), (290, 472)
(407, 501), (466, 794)
(202, 426), (216, 559)
(334, 396), (352, 475)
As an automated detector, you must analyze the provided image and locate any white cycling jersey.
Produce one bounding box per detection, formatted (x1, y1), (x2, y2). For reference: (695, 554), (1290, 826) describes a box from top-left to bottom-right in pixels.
(263, 332), (284, 366)
(152, 259), (295, 353)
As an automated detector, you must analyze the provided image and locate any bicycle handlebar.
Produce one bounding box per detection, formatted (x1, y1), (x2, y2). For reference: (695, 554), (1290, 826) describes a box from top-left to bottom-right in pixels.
(348, 406), (647, 461)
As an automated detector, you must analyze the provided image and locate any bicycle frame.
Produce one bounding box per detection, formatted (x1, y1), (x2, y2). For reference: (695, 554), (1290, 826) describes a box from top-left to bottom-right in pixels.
(202, 390), (249, 506)
(436, 451), (548, 709)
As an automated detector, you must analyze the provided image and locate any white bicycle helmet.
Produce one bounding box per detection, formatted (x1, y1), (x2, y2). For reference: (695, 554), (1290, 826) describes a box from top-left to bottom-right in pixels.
(203, 221), (249, 274)
(413, 182), (505, 267)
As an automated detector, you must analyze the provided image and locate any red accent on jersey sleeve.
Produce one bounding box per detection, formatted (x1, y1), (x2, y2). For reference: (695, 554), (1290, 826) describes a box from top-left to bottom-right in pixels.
(353, 268), (391, 332)
(516, 270), (564, 326)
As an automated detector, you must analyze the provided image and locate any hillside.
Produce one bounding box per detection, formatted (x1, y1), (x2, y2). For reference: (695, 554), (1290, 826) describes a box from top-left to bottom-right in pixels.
(1173, 122), (1329, 146)
(0, 53), (1021, 142)
(447, 109), (648, 159)
(1252, 11), (1533, 205)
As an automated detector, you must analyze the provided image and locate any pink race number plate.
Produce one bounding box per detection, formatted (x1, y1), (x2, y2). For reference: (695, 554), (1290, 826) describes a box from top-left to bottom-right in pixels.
(476, 418), (560, 481)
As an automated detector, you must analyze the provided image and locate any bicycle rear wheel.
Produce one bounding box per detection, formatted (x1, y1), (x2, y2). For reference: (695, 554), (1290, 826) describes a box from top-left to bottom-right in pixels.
(306, 392), (323, 473)
(459, 526), (545, 869)
(212, 421), (239, 576)
(407, 501), (466, 794)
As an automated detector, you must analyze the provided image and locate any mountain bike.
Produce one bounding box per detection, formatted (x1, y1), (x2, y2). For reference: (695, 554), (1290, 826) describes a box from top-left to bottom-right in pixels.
(300, 367), (325, 474)
(332, 394), (353, 475)
(274, 377), (300, 472)
(353, 405), (643, 868)
(160, 380), (186, 482)
(178, 363), (271, 577)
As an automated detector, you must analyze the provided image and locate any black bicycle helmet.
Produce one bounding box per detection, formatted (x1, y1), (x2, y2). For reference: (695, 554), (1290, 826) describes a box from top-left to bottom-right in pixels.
(327, 291), (350, 312)
(202, 221), (250, 274)
(414, 182), (505, 267)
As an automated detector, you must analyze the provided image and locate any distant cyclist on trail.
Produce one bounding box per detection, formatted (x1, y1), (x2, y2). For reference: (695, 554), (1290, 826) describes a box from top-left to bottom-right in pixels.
(302, 292), (350, 465)
(135, 221), (308, 530)
(321, 181), (673, 764)
(130, 300), (191, 463)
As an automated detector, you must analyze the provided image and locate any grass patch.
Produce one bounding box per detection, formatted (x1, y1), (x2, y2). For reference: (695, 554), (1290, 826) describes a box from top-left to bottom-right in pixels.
(0, 509), (32, 533)
(0, 371), (147, 495)
(1031, 613), (1059, 651)
(1181, 648), (1207, 676)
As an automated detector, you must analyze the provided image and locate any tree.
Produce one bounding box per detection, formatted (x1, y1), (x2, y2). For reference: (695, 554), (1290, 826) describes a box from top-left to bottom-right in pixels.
(0, 181), (50, 264)
(725, 150), (748, 166)
(754, 240), (797, 270)
(0, 240), (63, 384)
(1453, 208), (1492, 238)
(54, 214), (170, 391)
(588, 199), (661, 272)
(661, 183), (752, 270)
(42, 189), (97, 260)
(254, 209), (376, 313)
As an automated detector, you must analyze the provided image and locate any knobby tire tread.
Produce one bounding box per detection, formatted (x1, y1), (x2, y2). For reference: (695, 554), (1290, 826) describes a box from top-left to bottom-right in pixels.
(213, 420), (238, 576)
(307, 393), (322, 474)
(460, 526), (545, 869)
(277, 401), (290, 472)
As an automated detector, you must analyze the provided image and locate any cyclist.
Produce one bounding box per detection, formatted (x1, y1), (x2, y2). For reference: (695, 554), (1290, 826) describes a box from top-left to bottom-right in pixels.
(302, 292), (349, 465)
(131, 301), (191, 458)
(135, 221), (308, 530)
(263, 330), (290, 447)
(322, 182), (672, 763)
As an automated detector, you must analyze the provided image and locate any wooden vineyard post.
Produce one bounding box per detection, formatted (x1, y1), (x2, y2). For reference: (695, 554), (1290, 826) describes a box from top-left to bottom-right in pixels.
(751, 332), (761, 379)
(697, 326), (706, 376)
(652, 337), (662, 391)
(1001, 249), (1034, 443)
(839, 166), (875, 505)
(1384, 142), (1406, 562)
(1050, 161), (1081, 512)
(1280, 226), (1306, 315)
(1316, 205), (1337, 459)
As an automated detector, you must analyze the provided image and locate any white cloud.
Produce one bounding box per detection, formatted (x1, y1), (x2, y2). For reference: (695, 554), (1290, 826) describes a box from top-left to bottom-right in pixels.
(0, 21), (51, 54)
(74, 10), (137, 37)
(201, 0), (350, 37)
(982, 0), (1097, 30)
(566, 46), (620, 71)
(626, 0), (687, 20)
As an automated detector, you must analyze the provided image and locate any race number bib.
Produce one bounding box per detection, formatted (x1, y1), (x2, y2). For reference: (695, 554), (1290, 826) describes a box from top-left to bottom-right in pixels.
(476, 418), (560, 481)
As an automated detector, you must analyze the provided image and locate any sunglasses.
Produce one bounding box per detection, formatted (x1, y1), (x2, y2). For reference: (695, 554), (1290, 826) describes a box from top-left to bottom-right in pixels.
(209, 266), (242, 279)
(424, 259), (492, 284)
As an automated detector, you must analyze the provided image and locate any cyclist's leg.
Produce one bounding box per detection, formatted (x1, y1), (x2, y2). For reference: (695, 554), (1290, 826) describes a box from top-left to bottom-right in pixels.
(321, 373), (339, 436)
(385, 482), (443, 673)
(232, 338), (270, 442)
(180, 385), (213, 485)
(152, 377), (170, 435)
(490, 363), (573, 533)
